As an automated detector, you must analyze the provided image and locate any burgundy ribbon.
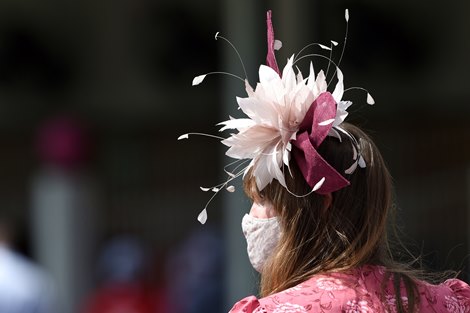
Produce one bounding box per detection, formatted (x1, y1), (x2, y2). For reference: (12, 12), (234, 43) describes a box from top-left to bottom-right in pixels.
(292, 92), (350, 194)
(265, 11), (350, 194)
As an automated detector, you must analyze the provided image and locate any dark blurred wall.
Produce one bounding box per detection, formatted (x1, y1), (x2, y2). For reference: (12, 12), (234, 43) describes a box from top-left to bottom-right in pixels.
(0, 0), (221, 249)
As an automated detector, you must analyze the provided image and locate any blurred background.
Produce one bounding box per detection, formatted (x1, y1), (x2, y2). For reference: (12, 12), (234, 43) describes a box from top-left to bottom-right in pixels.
(0, 0), (468, 312)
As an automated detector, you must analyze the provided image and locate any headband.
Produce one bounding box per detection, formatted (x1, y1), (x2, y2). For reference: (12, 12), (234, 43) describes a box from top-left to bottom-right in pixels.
(180, 10), (374, 224)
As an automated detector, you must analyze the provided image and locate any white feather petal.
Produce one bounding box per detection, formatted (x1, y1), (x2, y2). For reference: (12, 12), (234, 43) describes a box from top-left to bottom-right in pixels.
(345, 161), (358, 174)
(282, 56), (296, 91)
(218, 118), (255, 131)
(319, 119), (335, 126)
(192, 75), (206, 86)
(225, 171), (236, 178)
(245, 79), (255, 97)
(352, 143), (358, 160)
(286, 141), (292, 151)
(197, 209), (208, 224)
(307, 62), (316, 91)
(336, 126), (349, 136)
(259, 64), (281, 84)
(296, 70), (304, 84)
(226, 185), (236, 192)
(332, 67), (344, 103)
(338, 100), (353, 111)
(178, 134), (189, 140)
(328, 128), (342, 142)
(254, 160), (272, 191)
(315, 70), (327, 96)
(312, 177), (326, 191)
(367, 93), (375, 105)
(358, 156), (366, 168)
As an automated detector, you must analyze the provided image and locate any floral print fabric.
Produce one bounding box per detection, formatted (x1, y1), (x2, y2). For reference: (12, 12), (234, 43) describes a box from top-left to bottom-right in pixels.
(229, 265), (470, 313)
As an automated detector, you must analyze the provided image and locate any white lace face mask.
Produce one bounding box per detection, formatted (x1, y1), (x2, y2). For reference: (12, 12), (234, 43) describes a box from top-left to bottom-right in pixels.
(241, 214), (281, 273)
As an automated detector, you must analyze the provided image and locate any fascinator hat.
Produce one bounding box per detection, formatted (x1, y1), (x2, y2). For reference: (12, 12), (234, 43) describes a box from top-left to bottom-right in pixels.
(179, 10), (375, 224)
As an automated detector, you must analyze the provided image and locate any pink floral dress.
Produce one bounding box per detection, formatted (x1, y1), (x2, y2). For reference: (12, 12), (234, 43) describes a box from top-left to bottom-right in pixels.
(229, 265), (470, 313)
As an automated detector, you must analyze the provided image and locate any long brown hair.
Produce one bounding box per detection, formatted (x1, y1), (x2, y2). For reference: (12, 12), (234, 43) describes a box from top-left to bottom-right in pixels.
(244, 122), (419, 312)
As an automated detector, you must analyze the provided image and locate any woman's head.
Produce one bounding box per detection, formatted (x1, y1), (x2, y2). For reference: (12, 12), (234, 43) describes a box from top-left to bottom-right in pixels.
(244, 122), (393, 295)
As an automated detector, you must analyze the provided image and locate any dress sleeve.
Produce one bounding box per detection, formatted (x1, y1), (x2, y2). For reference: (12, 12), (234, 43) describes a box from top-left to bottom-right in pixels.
(442, 278), (470, 310)
(443, 279), (470, 297)
(229, 295), (261, 313)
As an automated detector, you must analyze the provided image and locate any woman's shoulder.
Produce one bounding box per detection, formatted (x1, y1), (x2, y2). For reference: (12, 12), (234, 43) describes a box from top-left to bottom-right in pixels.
(228, 266), (470, 313)
(441, 277), (470, 296)
(418, 277), (470, 312)
(229, 296), (262, 313)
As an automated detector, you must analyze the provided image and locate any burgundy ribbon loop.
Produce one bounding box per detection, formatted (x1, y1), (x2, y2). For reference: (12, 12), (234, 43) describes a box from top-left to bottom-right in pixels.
(292, 93), (350, 194)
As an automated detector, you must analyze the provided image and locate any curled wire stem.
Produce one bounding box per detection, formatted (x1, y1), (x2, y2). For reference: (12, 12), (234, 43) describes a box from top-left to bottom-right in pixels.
(215, 33), (249, 81)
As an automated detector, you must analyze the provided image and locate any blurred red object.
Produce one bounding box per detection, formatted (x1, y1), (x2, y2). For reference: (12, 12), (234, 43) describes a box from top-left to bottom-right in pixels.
(35, 115), (91, 169)
(81, 283), (169, 313)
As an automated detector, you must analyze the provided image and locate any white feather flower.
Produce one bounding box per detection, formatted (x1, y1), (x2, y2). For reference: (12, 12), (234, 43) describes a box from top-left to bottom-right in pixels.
(219, 56), (345, 191)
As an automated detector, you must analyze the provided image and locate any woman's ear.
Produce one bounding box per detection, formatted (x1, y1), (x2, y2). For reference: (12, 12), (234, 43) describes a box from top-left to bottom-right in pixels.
(323, 193), (333, 210)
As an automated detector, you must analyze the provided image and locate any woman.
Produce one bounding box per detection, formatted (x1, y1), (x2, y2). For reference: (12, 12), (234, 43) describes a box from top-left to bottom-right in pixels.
(185, 10), (470, 313)
(231, 123), (470, 313)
